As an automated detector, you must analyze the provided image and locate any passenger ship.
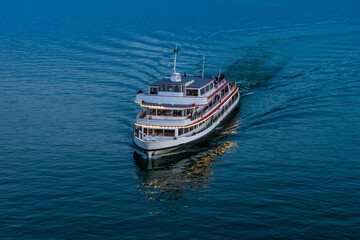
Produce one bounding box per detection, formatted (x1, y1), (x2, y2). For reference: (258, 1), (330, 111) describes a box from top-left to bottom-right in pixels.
(134, 48), (239, 159)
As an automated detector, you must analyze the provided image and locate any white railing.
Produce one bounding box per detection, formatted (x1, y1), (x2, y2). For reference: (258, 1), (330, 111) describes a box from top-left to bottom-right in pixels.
(190, 88), (231, 121)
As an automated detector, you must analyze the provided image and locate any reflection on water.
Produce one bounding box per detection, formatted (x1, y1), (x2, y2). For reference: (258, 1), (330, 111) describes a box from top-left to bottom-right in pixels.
(134, 141), (237, 215)
(133, 106), (240, 215)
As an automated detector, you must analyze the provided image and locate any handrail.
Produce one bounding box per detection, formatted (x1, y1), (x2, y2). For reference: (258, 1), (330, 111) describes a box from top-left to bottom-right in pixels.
(190, 88), (230, 121)
(135, 88), (239, 143)
(135, 87), (239, 130)
(137, 87), (231, 122)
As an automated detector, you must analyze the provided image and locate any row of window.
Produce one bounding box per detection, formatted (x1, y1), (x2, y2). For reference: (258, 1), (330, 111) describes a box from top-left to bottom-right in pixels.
(147, 84), (232, 120)
(178, 122), (205, 136)
(200, 83), (214, 95)
(157, 85), (184, 92)
(140, 91), (239, 138)
(195, 84), (227, 117)
(151, 85), (198, 96)
(186, 89), (198, 96)
(150, 82), (216, 96)
(143, 128), (176, 137)
(148, 108), (194, 117)
(142, 121), (206, 138)
(146, 85), (229, 120)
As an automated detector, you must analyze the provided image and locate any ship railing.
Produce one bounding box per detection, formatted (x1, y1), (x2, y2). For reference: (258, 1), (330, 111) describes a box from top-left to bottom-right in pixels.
(190, 99), (219, 121)
(138, 129), (150, 141)
(190, 89), (231, 121)
(147, 115), (188, 120)
(135, 87), (239, 143)
(137, 110), (147, 119)
(136, 131), (175, 142)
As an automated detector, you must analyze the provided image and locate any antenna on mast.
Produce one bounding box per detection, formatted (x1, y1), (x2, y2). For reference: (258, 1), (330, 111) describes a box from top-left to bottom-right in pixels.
(202, 56), (205, 78)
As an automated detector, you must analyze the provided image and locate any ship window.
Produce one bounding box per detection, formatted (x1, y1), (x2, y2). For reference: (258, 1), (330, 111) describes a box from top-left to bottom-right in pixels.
(187, 89), (198, 96)
(173, 110), (182, 117)
(206, 85), (210, 92)
(154, 129), (163, 136)
(190, 126), (194, 132)
(210, 83), (213, 90)
(185, 109), (193, 116)
(200, 88), (205, 95)
(202, 106), (208, 113)
(143, 128), (148, 134)
(164, 129), (175, 137)
(157, 109), (164, 116)
(184, 127), (189, 133)
(225, 85), (229, 93)
(159, 85), (165, 91)
(174, 85), (181, 92)
(178, 128), (183, 136)
(150, 87), (158, 94)
(150, 109), (156, 115)
(164, 110), (172, 116)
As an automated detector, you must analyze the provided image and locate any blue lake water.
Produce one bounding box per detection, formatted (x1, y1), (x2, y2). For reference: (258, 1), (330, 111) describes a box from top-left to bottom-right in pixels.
(1, 0), (360, 239)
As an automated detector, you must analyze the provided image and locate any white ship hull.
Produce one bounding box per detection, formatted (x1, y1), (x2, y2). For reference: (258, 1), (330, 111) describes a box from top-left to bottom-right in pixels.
(134, 94), (239, 158)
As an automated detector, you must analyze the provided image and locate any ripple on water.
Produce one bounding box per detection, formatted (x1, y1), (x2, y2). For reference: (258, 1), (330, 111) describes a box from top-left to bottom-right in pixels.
(1, 8), (360, 239)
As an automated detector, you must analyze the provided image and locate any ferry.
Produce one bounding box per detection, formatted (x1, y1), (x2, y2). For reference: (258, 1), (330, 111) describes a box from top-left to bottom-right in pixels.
(133, 47), (239, 159)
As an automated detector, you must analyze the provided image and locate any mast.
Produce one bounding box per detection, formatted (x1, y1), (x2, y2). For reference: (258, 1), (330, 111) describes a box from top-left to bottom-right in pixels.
(171, 45), (181, 82)
(173, 44), (178, 73)
(202, 56), (205, 78)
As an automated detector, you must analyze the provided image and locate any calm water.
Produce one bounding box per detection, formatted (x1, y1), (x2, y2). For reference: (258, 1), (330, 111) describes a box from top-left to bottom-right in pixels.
(1, 0), (360, 239)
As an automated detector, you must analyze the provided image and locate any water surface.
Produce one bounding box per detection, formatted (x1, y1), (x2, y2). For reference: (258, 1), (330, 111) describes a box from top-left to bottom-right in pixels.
(1, 0), (360, 239)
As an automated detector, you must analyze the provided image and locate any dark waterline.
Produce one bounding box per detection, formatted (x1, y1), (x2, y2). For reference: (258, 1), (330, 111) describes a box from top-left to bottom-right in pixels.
(1, 0), (360, 239)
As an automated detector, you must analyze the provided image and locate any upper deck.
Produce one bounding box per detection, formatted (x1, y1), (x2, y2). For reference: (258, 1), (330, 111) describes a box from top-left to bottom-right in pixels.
(136, 74), (227, 106)
(150, 75), (214, 88)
